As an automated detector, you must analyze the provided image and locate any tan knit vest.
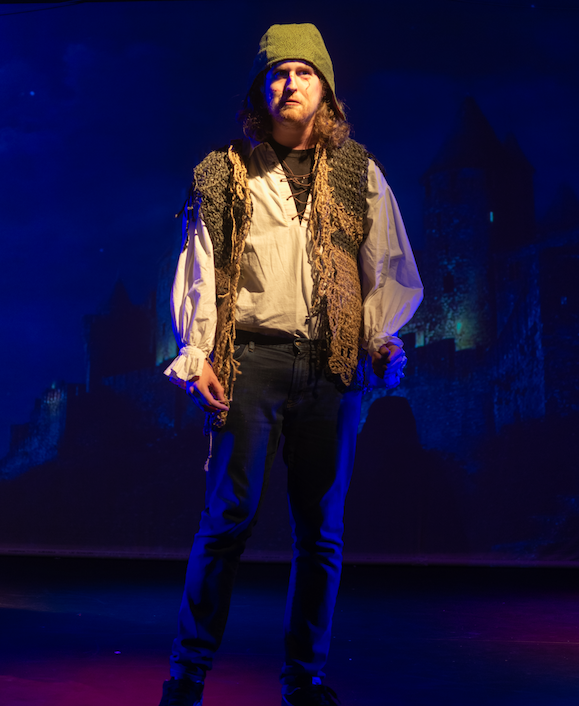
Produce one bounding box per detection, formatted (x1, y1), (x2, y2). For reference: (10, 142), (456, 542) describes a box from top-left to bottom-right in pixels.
(189, 138), (371, 427)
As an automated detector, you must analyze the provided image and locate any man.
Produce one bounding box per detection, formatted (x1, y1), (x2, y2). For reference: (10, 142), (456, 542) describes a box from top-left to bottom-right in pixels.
(160, 23), (423, 706)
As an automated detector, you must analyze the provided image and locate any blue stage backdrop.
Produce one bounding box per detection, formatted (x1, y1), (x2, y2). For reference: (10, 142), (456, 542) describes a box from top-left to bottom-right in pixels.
(1, 1), (578, 565)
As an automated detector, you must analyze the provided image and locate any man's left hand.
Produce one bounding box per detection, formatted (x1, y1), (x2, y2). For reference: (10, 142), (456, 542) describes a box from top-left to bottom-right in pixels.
(371, 343), (407, 380)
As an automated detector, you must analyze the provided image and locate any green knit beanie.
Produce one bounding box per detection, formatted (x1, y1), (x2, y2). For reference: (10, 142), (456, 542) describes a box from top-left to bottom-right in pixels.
(247, 23), (345, 120)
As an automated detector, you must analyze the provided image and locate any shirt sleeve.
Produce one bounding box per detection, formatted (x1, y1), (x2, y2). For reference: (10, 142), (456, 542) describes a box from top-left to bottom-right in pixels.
(359, 160), (424, 355)
(163, 208), (217, 389)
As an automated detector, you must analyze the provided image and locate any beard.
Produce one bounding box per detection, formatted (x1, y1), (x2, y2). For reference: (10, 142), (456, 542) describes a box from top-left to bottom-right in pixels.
(267, 89), (321, 126)
(278, 105), (304, 123)
(270, 98), (320, 128)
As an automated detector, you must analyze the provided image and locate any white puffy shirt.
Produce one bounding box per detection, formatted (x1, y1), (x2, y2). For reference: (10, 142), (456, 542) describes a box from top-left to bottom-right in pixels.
(164, 141), (423, 387)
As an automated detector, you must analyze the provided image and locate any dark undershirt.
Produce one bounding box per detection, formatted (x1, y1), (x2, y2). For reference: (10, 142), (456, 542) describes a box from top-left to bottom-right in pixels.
(268, 138), (314, 222)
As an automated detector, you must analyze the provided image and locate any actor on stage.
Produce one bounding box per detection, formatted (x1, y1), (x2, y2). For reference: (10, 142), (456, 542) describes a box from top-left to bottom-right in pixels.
(160, 23), (423, 706)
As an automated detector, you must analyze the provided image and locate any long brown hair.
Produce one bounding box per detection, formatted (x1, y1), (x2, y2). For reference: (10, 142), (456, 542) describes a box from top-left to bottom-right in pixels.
(238, 76), (351, 150)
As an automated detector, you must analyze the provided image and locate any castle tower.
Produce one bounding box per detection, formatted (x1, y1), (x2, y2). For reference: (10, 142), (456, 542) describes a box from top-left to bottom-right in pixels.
(498, 133), (535, 250)
(0, 382), (68, 479)
(83, 279), (155, 391)
(409, 97), (535, 351)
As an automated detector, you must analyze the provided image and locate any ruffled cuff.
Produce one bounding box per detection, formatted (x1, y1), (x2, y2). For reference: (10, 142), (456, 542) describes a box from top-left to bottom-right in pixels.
(163, 345), (207, 390)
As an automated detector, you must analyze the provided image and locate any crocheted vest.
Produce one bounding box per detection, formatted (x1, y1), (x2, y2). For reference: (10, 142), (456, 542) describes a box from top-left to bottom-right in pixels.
(189, 138), (371, 426)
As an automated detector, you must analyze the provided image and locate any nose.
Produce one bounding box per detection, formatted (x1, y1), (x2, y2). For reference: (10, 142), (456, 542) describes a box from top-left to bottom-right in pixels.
(285, 71), (297, 91)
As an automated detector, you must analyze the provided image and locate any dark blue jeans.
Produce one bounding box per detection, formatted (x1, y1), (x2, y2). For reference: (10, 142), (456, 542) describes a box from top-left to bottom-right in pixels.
(169, 339), (362, 685)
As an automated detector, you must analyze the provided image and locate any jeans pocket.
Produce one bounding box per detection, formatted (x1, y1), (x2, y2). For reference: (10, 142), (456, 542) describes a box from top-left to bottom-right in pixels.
(233, 343), (248, 361)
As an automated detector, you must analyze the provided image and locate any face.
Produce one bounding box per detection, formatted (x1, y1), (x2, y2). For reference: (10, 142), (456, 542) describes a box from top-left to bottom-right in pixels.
(264, 60), (324, 128)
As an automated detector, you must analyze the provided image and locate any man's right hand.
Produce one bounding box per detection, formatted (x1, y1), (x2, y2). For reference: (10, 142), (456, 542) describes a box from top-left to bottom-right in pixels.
(186, 359), (230, 413)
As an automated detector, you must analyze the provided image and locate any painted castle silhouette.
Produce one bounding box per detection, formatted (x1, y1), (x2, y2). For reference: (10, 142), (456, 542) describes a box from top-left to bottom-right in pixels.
(384, 97), (579, 460)
(2, 97), (578, 479)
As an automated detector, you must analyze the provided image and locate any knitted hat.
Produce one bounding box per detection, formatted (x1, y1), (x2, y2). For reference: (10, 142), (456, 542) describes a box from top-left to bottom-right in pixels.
(247, 23), (345, 120)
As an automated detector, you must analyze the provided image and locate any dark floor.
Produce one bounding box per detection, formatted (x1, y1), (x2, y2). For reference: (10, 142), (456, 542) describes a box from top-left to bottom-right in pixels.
(1, 556), (579, 705)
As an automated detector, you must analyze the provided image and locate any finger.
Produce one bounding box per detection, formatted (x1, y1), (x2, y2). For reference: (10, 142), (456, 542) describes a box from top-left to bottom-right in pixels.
(208, 373), (225, 400)
(204, 402), (230, 413)
(385, 343), (402, 355)
(388, 351), (404, 367)
(387, 360), (405, 375)
(202, 388), (229, 412)
(372, 355), (387, 375)
(198, 386), (229, 411)
(385, 345), (406, 367)
(206, 395), (230, 412)
(209, 383), (227, 405)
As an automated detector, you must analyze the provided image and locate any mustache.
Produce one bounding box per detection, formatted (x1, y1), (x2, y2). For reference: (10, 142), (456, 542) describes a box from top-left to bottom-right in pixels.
(279, 96), (300, 108)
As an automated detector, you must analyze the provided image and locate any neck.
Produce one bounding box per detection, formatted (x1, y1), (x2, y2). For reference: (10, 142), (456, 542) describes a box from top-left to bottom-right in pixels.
(271, 120), (316, 150)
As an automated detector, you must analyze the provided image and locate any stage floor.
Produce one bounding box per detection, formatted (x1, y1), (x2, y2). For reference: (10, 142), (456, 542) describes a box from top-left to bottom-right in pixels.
(1, 556), (578, 705)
